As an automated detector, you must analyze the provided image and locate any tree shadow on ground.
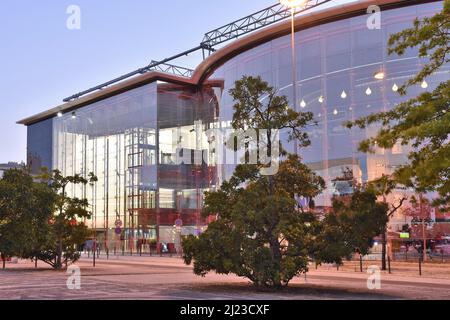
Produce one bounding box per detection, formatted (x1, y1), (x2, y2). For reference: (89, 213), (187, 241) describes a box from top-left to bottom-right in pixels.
(173, 282), (399, 300)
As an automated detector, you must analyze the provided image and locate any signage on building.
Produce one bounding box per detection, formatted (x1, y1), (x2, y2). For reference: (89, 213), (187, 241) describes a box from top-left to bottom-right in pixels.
(400, 232), (410, 239)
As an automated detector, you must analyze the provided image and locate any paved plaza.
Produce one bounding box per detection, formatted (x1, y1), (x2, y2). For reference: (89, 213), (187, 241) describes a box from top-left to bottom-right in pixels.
(1, 256), (450, 300)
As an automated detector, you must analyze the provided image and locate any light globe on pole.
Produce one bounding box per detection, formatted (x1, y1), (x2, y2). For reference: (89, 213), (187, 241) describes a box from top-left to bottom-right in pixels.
(280, 0), (308, 8)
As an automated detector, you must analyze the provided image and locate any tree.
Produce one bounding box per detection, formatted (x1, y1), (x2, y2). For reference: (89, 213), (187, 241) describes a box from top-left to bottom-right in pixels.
(316, 189), (389, 265)
(366, 175), (407, 270)
(37, 169), (97, 269)
(0, 169), (55, 269)
(346, 1), (450, 207)
(404, 194), (434, 261)
(183, 156), (325, 288)
(182, 76), (383, 287)
(182, 76), (322, 287)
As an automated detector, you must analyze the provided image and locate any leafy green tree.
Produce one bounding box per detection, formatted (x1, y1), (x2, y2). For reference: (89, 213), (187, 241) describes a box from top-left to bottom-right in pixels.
(183, 76), (385, 287)
(365, 175), (407, 270)
(183, 156), (325, 287)
(0, 169), (55, 269)
(38, 169), (97, 269)
(183, 76), (322, 287)
(347, 1), (450, 207)
(317, 189), (389, 266)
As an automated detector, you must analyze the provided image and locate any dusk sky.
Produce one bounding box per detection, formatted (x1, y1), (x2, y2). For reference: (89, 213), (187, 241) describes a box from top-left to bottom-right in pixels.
(0, 0), (281, 163)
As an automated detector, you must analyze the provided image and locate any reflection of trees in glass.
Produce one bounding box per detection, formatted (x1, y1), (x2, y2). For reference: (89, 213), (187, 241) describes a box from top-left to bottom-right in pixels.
(331, 167), (355, 196)
(347, 2), (450, 209)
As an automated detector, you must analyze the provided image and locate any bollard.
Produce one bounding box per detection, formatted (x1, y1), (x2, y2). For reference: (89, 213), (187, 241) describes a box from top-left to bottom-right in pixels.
(388, 256), (391, 274)
(419, 257), (422, 276)
(360, 255), (363, 272)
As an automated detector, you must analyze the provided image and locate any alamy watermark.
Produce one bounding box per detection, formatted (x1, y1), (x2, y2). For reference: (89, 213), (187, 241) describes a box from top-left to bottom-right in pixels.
(66, 5), (81, 30)
(66, 265), (81, 290)
(367, 5), (381, 30)
(367, 265), (381, 290)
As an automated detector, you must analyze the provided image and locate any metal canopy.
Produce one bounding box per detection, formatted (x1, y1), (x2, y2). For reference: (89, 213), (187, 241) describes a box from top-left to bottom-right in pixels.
(63, 0), (331, 103)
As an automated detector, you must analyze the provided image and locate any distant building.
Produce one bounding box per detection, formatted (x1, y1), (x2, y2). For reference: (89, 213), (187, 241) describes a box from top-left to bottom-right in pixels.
(0, 162), (24, 179)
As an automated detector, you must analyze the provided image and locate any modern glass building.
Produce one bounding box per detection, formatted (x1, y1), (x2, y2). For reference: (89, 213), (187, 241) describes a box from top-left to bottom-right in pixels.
(18, 0), (448, 254)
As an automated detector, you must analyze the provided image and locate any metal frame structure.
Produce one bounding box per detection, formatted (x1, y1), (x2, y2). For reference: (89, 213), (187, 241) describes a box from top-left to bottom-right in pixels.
(63, 45), (209, 102)
(147, 61), (194, 78)
(201, 0), (331, 48)
(63, 0), (332, 102)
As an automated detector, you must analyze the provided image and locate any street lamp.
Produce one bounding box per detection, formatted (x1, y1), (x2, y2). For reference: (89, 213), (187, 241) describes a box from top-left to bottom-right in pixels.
(280, 0), (308, 154)
(280, 0), (308, 6)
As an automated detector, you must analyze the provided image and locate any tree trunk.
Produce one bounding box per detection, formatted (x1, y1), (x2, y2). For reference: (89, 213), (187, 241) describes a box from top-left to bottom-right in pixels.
(269, 237), (282, 287)
(1, 253), (6, 270)
(381, 229), (387, 271)
(56, 236), (63, 269)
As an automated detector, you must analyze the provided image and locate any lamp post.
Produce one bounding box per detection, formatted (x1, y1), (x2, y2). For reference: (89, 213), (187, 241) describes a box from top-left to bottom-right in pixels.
(280, 0), (308, 154)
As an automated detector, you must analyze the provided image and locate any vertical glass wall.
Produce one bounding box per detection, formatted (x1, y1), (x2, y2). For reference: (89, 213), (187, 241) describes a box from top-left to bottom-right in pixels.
(156, 83), (218, 248)
(52, 81), (219, 253)
(27, 118), (53, 173)
(53, 83), (158, 251)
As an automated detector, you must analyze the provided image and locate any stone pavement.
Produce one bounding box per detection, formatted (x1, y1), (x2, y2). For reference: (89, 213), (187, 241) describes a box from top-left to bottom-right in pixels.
(1, 255), (450, 300)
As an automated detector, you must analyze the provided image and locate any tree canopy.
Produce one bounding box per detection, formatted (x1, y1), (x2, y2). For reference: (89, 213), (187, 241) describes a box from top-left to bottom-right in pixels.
(0, 169), (55, 269)
(183, 76), (386, 287)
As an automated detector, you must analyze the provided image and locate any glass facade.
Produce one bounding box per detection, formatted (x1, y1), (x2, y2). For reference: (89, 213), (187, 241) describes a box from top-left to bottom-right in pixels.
(51, 82), (219, 251)
(206, 1), (448, 231)
(26, 1), (448, 254)
(27, 118), (53, 173)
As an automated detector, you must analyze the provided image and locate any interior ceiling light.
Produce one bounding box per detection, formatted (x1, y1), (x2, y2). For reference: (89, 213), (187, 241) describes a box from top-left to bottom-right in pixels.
(366, 87), (372, 96)
(392, 83), (399, 92)
(318, 95), (324, 103)
(374, 71), (385, 80)
(333, 108), (338, 115)
(300, 99), (306, 108)
(421, 80), (428, 89)
(341, 90), (347, 99)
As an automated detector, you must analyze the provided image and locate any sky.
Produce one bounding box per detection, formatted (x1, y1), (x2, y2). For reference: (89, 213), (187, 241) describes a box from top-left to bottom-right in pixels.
(0, 0), (356, 164)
